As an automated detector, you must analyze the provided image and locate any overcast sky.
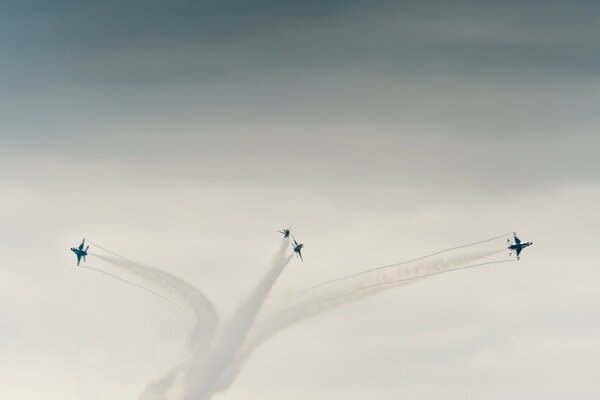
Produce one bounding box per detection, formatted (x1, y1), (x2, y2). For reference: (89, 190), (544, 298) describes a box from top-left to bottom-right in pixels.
(1, 1), (599, 399)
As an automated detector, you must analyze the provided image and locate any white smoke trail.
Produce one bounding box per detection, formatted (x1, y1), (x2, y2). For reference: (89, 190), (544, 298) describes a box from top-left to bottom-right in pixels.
(181, 239), (292, 400)
(90, 253), (218, 351)
(86, 243), (220, 400)
(83, 235), (513, 400)
(140, 362), (189, 400)
(223, 248), (512, 383)
(310, 232), (512, 290)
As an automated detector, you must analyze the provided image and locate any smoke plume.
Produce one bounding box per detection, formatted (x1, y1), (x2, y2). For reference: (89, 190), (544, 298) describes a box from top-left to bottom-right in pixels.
(83, 234), (512, 399)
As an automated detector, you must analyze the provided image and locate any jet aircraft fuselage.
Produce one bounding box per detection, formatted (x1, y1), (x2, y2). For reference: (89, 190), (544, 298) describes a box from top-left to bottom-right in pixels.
(71, 239), (89, 266)
(507, 233), (533, 260)
(292, 239), (304, 261)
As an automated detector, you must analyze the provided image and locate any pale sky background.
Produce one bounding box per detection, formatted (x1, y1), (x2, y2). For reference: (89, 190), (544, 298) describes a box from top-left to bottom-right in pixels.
(1, 1), (600, 399)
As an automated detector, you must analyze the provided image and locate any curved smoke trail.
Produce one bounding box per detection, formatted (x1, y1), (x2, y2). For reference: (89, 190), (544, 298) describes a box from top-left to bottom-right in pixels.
(223, 246), (513, 384)
(85, 241), (220, 400)
(182, 239), (292, 400)
(82, 234), (513, 400)
(89, 251), (218, 349)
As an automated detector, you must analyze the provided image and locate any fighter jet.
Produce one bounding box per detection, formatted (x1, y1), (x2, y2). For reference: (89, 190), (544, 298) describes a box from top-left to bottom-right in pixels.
(507, 233), (533, 260)
(278, 227), (291, 239)
(292, 236), (304, 261)
(71, 238), (89, 266)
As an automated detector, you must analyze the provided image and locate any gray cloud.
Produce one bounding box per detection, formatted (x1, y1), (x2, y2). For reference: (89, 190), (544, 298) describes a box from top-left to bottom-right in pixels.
(3, 0), (600, 87)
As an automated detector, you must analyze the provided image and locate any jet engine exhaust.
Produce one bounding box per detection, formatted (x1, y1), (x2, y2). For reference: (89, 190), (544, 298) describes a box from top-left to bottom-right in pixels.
(79, 233), (515, 400)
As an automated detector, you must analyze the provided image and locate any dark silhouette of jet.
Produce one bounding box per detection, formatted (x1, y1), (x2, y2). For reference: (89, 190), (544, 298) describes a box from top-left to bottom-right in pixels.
(278, 227), (291, 239)
(507, 233), (533, 260)
(292, 236), (304, 261)
(71, 238), (89, 266)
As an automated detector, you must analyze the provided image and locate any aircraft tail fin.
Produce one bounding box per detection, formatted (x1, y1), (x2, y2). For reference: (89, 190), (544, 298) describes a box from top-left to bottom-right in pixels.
(85, 245), (89, 252)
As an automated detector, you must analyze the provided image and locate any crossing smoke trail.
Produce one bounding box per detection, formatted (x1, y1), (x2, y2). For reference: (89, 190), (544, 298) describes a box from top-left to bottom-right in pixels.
(181, 239), (292, 400)
(219, 246), (513, 387)
(88, 239), (293, 400)
(82, 234), (513, 399)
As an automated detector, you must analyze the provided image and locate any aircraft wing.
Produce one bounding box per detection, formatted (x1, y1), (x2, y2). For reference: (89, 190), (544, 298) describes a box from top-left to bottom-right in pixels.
(513, 235), (521, 244)
(298, 250), (303, 262)
(78, 239), (85, 250)
(76, 253), (82, 266)
(516, 247), (522, 257)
